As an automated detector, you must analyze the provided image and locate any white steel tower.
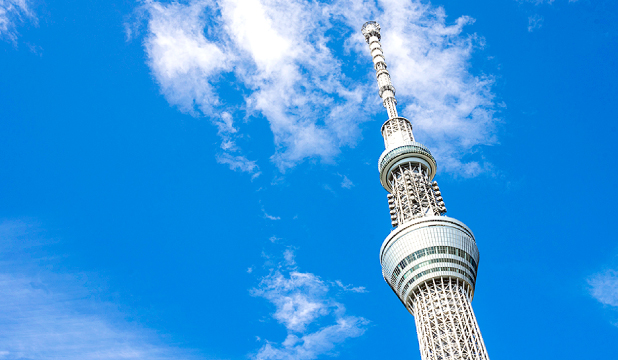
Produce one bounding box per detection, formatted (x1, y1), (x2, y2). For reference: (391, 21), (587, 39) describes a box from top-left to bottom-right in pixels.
(361, 21), (490, 360)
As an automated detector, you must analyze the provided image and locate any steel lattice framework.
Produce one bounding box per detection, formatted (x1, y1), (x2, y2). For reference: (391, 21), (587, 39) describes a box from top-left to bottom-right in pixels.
(361, 21), (490, 360)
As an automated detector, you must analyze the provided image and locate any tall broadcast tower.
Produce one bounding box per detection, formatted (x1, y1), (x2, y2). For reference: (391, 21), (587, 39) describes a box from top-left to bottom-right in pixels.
(361, 21), (490, 360)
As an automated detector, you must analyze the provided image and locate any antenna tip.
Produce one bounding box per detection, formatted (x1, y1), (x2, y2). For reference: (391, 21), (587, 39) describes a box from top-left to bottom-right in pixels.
(361, 21), (381, 43)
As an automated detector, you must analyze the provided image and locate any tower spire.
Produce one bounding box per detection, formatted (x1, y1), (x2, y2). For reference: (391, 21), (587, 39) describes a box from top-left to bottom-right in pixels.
(361, 21), (398, 119)
(362, 21), (490, 360)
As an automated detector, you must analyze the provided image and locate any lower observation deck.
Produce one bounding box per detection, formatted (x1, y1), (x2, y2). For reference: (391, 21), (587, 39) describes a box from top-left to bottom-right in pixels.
(378, 141), (437, 192)
(380, 216), (480, 308)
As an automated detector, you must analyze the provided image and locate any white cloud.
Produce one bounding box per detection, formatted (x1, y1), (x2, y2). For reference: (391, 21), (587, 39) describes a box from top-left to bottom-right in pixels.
(262, 206), (281, 221)
(333, 280), (367, 294)
(140, 0), (261, 176)
(136, 0), (500, 177)
(588, 270), (618, 308)
(0, 220), (201, 360)
(250, 251), (368, 359)
(253, 317), (368, 360)
(0, 273), (200, 360)
(218, 0), (371, 170)
(283, 249), (296, 266)
(142, 0), (228, 116)
(0, 0), (36, 42)
(339, 175), (354, 189)
(528, 14), (544, 32)
(216, 152), (261, 178)
(253, 271), (329, 333)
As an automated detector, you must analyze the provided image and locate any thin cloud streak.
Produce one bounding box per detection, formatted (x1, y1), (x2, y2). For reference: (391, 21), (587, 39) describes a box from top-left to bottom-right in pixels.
(262, 206), (281, 220)
(333, 280), (367, 293)
(217, 152), (261, 178)
(0, 220), (203, 360)
(0, 0), (36, 42)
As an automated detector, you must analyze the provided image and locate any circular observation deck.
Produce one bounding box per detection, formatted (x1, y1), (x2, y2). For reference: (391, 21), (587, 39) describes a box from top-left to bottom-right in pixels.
(380, 216), (479, 306)
(378, 142), (437, 192)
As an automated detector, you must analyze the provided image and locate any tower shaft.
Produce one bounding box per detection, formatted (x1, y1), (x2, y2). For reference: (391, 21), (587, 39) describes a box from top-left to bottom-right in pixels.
(362, 21), (489, 360)
(412, 278), (489, 360)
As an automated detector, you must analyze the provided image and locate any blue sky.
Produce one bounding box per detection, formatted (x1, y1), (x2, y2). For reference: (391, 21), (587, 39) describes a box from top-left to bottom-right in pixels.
(1, 0), (618, 359)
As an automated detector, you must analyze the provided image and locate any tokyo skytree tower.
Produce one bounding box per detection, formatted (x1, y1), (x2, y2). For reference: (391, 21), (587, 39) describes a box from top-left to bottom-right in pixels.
(361, 21), (490, 360)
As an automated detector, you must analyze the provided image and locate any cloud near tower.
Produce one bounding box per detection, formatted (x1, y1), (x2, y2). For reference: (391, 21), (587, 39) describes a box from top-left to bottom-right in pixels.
(131, 0), (499, 177)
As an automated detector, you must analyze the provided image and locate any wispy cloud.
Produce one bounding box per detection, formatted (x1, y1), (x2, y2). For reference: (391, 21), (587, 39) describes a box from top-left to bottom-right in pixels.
(250, 250), (368, 360)
(283, 249), (296, 266)
(134, 0), (499, 177)
(217, 152), (261, 178)
(333, 280), (367, 294)
(528, 14), (544, 32)
(262, 206), (281, 221)
(0, 220), (202, 360)
(517, 0), (578, 4)
(517, 0), (554, 4)
(136, 0), (260, 177)
(588, 269), (618, 308)
(0, 0), (36, 42)
(339, 175), (354, 189)
(517, 0), (578, 32)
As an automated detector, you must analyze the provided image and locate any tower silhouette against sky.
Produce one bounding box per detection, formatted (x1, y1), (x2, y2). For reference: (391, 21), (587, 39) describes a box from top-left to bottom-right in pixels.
(361, 21), (490, 360)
